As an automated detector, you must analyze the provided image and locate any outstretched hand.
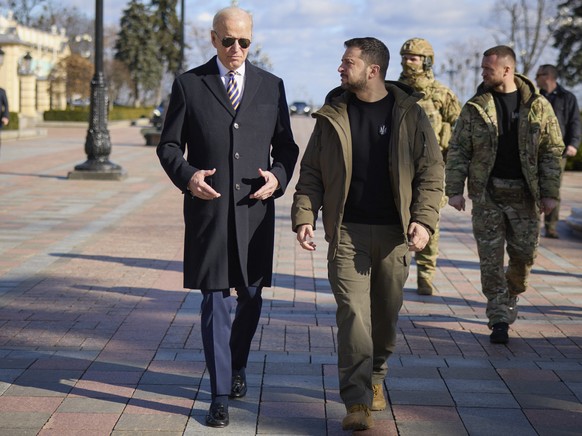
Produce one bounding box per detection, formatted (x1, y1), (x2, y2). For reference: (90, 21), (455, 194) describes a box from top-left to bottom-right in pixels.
(250, 168), (279, 200)
(296, 224), (316, 251)
(187, 168), (221, 200)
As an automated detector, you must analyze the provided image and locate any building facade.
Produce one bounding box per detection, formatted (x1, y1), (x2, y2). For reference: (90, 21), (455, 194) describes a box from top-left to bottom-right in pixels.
(0, 12), (70, 126)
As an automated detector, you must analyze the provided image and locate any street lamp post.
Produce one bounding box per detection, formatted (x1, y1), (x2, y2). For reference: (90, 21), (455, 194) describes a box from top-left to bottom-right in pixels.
(441, 58), (460, 91)
(68, 0), (126, 180)
(472, 52), (481, 90)
(178, 0), (184, 75)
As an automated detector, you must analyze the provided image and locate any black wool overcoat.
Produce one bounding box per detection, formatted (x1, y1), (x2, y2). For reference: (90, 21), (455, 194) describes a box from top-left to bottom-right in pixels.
(157, 57), (298, 290)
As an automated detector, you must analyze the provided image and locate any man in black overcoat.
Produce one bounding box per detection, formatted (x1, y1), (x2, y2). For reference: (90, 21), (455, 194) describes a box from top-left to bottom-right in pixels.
(0, 87), (9, 152)
(157, 6), (298, 428)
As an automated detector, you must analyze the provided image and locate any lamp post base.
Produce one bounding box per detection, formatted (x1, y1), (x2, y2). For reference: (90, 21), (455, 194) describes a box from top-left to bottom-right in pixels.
(68, 159), (127, 180)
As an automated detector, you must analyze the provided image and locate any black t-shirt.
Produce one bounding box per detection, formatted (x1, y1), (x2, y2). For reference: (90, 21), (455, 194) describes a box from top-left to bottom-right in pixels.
(343, 93), (400, 225)
(491, 90), (523, 179)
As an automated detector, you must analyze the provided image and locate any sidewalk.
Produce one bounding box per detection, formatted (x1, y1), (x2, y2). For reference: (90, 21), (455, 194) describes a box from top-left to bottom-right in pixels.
(0, 120), (581, 435)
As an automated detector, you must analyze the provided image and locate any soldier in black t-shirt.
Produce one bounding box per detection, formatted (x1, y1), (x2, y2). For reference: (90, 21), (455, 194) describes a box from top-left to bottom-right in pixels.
(446, 46), (564, 345)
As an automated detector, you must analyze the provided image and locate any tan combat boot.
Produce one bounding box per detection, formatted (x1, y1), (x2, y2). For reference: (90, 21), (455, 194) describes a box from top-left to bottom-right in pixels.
(342, 404), (374, 430)
(417, 276), (434, 295)
(371, 384), (386, 411)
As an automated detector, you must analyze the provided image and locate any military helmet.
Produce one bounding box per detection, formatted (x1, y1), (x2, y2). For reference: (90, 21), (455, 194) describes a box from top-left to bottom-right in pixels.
(400, 38), (434, 69)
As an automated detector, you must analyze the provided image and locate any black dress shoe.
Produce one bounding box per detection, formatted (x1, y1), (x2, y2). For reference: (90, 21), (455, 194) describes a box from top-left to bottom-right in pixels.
(205, 401), (229, 428)
(230, 373), (247, 398)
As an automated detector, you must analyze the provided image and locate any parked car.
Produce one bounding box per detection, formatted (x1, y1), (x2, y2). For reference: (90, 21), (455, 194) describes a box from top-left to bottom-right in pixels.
(151, 103), (164, 130)
(289, 101), (312, 116)
(151, 95), (170, 130)
(69, 97), (90, 107)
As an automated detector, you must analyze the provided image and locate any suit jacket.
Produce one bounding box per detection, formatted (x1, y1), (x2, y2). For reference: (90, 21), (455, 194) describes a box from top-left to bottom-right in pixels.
(0, 88), (8, 128)
(157, 57), (298, 289)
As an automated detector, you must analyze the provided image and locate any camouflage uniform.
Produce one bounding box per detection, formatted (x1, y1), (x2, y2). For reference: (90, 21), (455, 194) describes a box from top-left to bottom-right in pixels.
(399, 38), (461, 295)
(446, 74), (564, 328)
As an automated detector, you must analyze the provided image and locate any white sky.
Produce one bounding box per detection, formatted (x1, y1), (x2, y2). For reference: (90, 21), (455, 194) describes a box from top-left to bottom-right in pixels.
(56, 0), (565, 104)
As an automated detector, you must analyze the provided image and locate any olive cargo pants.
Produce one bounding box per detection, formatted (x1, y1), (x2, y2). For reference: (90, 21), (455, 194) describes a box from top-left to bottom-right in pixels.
(328, 223), (410, 409)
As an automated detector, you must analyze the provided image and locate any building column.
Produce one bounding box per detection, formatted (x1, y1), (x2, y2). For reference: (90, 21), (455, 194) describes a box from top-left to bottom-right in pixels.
(19, 74), (37, 117)
(51, 79), (67, 110)
(36, 78), (50, 113)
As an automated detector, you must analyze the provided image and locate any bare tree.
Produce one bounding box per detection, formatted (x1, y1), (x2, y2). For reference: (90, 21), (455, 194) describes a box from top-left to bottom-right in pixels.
(187, 25), (215, 67)
(489, 0), (556, 75)
(0, 0), (46, 25)
(105, 58), (133, 107)
(248, 44), (273, 71)
(439, 38), (484, 103)
(61, 53), (93, 102)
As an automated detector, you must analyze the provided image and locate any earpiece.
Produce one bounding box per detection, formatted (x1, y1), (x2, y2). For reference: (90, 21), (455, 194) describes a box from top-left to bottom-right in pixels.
(423, 56), (433, 71)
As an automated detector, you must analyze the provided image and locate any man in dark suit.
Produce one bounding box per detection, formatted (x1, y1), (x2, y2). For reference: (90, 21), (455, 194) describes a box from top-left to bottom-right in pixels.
(157, 6), (298, 428)
(0, 87), (9, 152)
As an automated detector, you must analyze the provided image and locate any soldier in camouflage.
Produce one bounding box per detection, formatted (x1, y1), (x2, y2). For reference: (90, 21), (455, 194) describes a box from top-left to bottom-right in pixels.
(399, 38), (461, 295)
(446, 46), (564, 344)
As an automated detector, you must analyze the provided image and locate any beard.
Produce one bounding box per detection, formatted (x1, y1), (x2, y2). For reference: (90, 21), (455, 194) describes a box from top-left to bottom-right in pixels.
(483, 77), (503, 91)
(341, 70), (368, 92)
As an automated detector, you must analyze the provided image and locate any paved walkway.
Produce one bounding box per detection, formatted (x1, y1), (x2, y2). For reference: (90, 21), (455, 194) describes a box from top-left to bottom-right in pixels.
(0, 119), (581, 435)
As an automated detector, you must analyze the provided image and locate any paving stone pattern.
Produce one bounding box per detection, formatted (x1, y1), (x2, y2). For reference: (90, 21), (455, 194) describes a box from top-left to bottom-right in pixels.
(0, 119), (581, 435)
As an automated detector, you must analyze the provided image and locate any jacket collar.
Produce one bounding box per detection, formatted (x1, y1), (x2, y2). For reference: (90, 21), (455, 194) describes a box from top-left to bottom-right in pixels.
(470, 73), (538, 107)
(541, 82), (567, 98)
(200, 56), (262, 116)
(316, 80), (422, 120)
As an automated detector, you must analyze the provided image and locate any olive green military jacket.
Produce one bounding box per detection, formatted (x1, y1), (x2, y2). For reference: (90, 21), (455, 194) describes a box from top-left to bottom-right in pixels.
(291, 81), (444, 261)
(445, 74), (564, 205)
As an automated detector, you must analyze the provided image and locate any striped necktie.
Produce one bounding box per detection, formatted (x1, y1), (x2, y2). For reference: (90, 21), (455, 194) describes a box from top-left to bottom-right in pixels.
(227, 71), (241, 110)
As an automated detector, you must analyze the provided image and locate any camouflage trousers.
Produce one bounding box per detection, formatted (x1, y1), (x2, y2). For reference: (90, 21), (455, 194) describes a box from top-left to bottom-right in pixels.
(544, 157), (567, 232)
(415, 194), (448, 281)
(472, 177), (540, 328)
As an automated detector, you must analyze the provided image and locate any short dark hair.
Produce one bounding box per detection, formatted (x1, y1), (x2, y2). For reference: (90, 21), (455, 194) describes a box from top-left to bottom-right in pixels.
(539, 64), (558, 80)
(344, 37), (390, 78)
(483, 45), (516, 67)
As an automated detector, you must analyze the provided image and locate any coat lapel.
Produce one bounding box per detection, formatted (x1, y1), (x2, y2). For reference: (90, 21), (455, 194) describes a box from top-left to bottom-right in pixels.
(237, 61), (263, 114)
(201, 57), (237, 116)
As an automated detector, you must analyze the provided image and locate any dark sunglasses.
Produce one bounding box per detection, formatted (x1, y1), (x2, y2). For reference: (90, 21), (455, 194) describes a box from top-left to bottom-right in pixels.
(213, 31), (251, 49)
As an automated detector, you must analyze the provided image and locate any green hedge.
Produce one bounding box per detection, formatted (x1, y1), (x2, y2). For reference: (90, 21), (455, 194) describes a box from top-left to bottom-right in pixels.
(43, 106), (154, 122)
(4, 112), (19, 130)
(110, 106), (153, 120)
(44, 109), (89, 122)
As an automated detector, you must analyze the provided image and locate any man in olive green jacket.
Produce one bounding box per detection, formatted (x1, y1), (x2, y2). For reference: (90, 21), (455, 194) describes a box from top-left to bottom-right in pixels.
(292, 37), (443, 431)
(446, 45), (563, 344)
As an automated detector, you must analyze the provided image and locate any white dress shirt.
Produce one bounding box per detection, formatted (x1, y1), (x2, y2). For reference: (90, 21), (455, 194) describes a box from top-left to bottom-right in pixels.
(217, 58), (246, 97)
